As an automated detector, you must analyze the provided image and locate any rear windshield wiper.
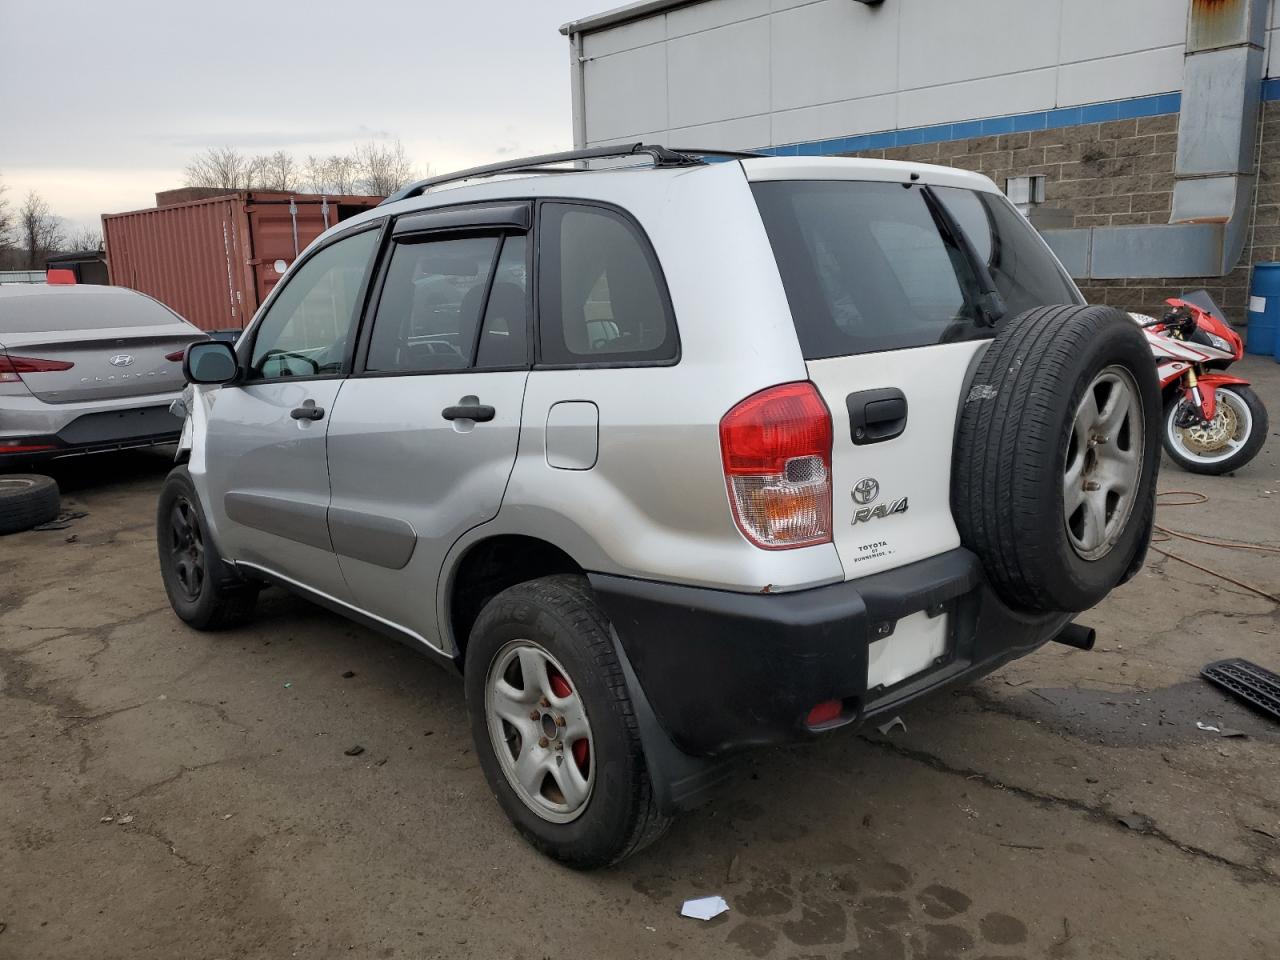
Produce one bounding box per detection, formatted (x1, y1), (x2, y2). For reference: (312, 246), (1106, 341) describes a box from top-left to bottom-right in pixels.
(920, 185), (1007, 327)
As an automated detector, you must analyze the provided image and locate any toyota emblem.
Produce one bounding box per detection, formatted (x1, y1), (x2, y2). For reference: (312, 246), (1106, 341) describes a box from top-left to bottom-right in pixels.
(108, 354), (135, 367)
(852, 477), (880, 505)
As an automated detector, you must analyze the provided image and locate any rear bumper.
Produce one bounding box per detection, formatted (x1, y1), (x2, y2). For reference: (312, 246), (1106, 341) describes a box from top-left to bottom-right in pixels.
(591, 549), (1070, 785)
(0, 394), (182, 461)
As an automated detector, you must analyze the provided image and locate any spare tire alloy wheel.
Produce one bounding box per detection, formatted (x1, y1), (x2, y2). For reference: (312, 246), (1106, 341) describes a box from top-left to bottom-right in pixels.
(1063, 366), (1144, 561)
(485, 640), (594, 824)
(952, 304), (1161, 614)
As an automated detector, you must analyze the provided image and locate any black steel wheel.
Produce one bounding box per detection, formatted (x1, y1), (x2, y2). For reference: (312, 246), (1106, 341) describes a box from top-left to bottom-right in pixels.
(157, 466), (258, 630)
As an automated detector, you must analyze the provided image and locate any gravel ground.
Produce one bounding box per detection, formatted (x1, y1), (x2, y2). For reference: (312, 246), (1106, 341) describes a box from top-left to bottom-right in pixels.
(2, 357), (1278, 960)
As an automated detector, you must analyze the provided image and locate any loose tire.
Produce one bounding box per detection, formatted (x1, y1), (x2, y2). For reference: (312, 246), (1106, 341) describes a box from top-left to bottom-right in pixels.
(464, 574), (669, 869)
(1163, 385), (1268, 476)
(953, 305), (1161, 613)
(156, 466), (258, 630)
(0, 474), (61, 535)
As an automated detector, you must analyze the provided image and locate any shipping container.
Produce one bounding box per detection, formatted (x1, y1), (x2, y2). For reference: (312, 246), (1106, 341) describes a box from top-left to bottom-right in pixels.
(102, 191), (383, 332)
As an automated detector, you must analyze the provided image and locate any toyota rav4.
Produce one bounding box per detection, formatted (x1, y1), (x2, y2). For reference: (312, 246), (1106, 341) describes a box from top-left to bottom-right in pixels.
(161, 145), (1160, 868)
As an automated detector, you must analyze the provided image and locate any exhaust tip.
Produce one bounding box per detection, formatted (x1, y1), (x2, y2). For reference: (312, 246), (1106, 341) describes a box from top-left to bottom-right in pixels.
(1052, 622), (1096, 651)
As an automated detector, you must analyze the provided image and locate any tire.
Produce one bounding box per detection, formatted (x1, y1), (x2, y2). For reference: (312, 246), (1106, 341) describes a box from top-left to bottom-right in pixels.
(156, 466), (258, 630)
(1162, 385), (1268, 476)
(0, 474), (61, 535)
(952, 304), (1161, 613)
(464, 574), (670, 869)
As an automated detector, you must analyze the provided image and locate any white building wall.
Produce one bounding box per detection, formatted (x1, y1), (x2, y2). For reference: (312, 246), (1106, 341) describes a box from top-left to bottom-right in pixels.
(574, 0), (1276, 150)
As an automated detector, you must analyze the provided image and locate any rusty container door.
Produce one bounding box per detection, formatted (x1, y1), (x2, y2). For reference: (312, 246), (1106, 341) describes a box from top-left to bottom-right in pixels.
(103, 192), (384, 332)
(103, 196), (254, 332)
(242, 194), (383, 309)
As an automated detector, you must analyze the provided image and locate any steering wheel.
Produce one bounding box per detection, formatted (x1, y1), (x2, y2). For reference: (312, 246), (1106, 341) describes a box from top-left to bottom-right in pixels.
(260, 348), (320, 375)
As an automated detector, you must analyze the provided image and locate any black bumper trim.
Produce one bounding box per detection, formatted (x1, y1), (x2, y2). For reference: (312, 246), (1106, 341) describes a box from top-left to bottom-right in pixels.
(590, 549), (1067, 763)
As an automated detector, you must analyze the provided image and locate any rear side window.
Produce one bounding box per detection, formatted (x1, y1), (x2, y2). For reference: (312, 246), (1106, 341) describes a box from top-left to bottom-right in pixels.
(476, 234), (529, 368)
(537, 202), (676, 365)
(365, 235), (500, 373)
(751, 181), (1080, 359)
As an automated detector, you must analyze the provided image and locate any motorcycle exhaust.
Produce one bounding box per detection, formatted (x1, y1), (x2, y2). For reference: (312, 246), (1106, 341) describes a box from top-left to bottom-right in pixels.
(1051, 622), (1096, 651)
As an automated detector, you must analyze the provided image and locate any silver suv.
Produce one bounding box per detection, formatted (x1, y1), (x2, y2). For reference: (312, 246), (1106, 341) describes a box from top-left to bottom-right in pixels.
(161, 145), (1160, 868)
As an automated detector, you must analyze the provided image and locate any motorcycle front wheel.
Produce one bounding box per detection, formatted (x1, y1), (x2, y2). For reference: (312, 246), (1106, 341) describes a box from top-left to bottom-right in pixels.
(1163, 385), (1268, 475)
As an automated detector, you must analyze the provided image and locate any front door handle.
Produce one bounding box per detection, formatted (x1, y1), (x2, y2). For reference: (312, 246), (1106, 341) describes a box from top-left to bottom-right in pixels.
(847, 388), (907, 444)
(442, 403), (495, 423)
(291, 400), (325, 421)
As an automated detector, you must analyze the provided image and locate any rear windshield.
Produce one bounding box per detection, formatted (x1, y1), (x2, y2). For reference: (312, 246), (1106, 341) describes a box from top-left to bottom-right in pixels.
(751, 181), (1081, 359)
(0, 290), (181, 334)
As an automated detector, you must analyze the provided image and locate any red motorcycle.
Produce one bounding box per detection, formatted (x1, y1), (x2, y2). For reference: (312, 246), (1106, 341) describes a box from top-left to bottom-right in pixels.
(1133, 292), (1268, 475)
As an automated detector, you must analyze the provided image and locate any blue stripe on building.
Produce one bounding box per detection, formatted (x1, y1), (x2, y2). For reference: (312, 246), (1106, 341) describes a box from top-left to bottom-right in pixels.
(756, 78), (1280, 160)
(758, 92), (1185, 158)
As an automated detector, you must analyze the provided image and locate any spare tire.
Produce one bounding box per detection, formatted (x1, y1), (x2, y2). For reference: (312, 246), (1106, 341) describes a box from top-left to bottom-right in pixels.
(952, 305), (1160, 613)
(0, 474), (61, 535)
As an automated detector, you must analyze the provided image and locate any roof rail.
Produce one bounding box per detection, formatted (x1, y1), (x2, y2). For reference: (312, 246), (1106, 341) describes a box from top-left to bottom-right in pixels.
(379, 143), (765, 205)
(667, 147), (768, 160)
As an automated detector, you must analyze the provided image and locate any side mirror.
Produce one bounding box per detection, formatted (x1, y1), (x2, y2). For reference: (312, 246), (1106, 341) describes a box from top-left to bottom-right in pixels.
(183, 340), (239, 384)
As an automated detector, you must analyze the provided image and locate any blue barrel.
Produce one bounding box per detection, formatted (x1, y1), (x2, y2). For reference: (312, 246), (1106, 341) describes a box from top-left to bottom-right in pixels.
(1246, 263), (1280, 358)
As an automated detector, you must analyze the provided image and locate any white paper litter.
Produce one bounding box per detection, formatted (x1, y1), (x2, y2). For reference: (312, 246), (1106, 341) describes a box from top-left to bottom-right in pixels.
(681, 896), (729, 921)
(877, 715), (906, 736)
(1196, 721), (1221, 732)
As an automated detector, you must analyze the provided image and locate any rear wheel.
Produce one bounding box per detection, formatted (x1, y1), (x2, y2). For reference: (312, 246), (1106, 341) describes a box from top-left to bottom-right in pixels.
(464, 574), (669, 868)
(157, 466), (258, 629)
(1163, 385), (1267, 475)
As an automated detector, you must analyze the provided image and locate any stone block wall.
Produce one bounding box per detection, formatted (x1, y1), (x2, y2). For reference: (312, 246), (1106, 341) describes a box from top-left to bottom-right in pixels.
(846, 102), (1280, 328)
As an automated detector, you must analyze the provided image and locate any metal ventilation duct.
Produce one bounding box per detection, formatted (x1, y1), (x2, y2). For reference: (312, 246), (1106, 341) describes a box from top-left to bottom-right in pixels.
(1042, 0), (1267, 280)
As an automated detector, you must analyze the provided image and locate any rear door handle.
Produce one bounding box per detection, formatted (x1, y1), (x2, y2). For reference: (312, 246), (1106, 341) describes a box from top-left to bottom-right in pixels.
(291, 400), (325, 421)
(847, 388), (907, 444)
(442, 403), (495, 423)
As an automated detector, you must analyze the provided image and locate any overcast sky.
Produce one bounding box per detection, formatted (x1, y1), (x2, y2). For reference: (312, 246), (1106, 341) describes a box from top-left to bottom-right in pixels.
(0, 0), (603, 234)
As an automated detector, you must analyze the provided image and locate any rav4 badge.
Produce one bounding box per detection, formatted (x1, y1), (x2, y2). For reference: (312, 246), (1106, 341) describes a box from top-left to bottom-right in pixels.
(851, 488), (909, 525)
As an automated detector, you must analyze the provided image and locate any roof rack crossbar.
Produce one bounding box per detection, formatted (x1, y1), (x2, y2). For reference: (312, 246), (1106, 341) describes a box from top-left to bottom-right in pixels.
(381, 143), (702, 205)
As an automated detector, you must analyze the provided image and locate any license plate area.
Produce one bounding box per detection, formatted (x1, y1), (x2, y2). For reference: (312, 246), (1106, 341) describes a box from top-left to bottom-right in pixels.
(866, 608), (949, 691)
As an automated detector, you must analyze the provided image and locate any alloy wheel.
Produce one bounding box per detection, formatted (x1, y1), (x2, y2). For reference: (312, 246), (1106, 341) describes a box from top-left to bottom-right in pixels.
(485, 640), (595, 824)
(1063, 365), (1144, 561)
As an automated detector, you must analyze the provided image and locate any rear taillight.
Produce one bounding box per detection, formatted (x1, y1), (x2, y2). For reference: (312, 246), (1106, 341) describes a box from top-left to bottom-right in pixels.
(165, 349), (186, 361)
(719, 381), (833, 550)
(0, 355), (74, 382)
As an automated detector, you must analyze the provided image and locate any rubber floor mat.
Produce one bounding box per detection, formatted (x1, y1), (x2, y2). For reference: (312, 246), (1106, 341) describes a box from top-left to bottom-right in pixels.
(1201, 658), (1280, 722)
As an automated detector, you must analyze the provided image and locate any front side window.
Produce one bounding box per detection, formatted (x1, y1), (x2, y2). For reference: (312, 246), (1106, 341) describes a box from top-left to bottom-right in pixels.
(538, 203), (676, 365)
(248, 228), (378, 379)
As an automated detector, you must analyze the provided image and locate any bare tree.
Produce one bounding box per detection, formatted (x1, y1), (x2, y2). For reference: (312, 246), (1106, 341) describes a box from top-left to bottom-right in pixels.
(65, 226), (104, 252)
(252, 150), (298, 191)
(0, 176), (13, 253)
(354, 139), (417, 196)
(303, 153), (360, 194)
(20, 191), (64, 268)
(183, 140), (424, 197)
(183, 146), (253, 190)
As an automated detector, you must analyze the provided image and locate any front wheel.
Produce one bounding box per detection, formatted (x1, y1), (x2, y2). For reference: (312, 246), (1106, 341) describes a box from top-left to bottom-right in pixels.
(464, 574), (669, 868)
(1163, 385), (1268, 475)
(156, 466), (259, 629)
